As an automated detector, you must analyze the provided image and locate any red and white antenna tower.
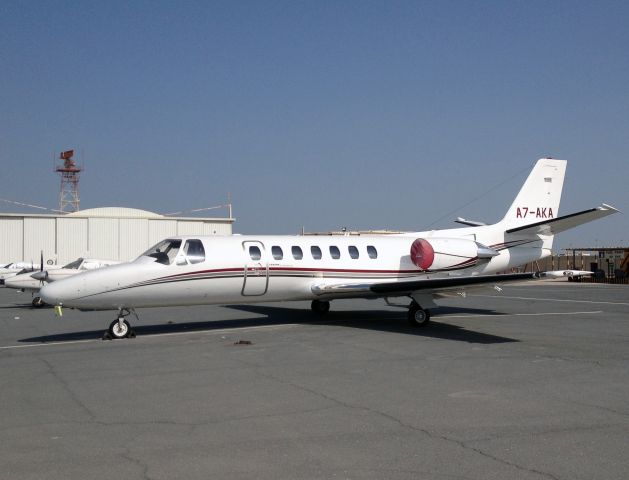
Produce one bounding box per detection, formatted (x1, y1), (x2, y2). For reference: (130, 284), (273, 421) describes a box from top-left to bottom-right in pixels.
(56, 149), (82, 213)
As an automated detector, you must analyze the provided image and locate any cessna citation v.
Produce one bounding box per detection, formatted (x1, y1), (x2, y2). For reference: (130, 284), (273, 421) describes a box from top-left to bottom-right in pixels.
(40, 159), (618, 339)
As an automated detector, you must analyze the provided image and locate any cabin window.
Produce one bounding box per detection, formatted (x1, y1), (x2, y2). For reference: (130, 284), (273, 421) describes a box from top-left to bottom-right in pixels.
(272, 246), (283, 260)
(142, 239), (182, 265)
(249, 245), (262, 261)
(292, 246), (303, 260)
(367, 245), (378, 259)
(348, 246), (359, 259)
(311, 246), (322, 260)
(329, 246), (340, 259)
(184, 239), (206, 264)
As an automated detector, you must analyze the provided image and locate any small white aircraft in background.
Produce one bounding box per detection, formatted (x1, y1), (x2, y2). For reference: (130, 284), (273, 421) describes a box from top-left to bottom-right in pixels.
(5, 257), (120, 307)
(41, 158), (619, 339)
(0, 262), (41, 283)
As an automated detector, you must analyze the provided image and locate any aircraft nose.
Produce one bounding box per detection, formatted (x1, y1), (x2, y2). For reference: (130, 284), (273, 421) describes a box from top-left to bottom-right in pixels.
(4, 277), (20, 289)
(40, 280), (75, 306)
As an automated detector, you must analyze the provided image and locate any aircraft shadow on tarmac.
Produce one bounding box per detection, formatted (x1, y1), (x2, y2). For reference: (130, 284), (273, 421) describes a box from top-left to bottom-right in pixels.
(0, 303), (48, 309)
(20, 304), (517, 344)
(226, 305), (518, 344)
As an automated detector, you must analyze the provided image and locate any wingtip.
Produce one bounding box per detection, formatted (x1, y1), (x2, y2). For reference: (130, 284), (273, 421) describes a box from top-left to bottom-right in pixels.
(600, 203), (621, 213)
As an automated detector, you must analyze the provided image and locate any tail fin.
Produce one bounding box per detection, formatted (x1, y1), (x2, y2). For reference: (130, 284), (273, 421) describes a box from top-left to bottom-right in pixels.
(501, 158), (567, 230)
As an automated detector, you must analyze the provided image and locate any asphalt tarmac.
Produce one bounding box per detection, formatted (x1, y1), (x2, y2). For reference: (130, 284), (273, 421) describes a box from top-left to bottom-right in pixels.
(1, 282), (628, 479)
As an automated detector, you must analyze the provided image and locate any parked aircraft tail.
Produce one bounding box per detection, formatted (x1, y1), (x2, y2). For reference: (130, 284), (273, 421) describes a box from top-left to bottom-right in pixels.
(499, 158), (618, 241)
(500, 158), (567, 231)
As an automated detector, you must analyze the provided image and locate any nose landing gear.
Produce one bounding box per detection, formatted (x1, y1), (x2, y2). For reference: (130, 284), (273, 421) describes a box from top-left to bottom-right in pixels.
(32, 296), (46, 308)
(103, 309), (137, 340)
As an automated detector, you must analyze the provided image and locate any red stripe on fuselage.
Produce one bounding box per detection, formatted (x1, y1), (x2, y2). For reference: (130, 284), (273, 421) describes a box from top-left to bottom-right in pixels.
(157, 266), (423, 281)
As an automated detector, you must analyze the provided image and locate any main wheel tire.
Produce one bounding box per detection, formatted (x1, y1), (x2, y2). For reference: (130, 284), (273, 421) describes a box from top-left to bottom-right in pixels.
(311, 300), (330, 315)
(32, 296), (45, 308)
(408, 303), (431, 327)
(109, 319), (131, 339)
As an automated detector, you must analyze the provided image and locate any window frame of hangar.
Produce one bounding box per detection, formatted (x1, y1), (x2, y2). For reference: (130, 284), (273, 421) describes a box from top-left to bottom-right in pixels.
(184, 239), (206, 264)
(348, 245), (359, 259)
(329, 246), (341, 259)
(311, 245), (322, 260)
(367, 245), (378, 259)
(271, 245), (283, 260)
(291, 246), (303, 260)
(249, 245), (262, 261)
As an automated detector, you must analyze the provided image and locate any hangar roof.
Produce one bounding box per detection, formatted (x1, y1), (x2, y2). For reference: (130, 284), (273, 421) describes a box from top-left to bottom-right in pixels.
(66, 207), (164, 219)
(0, 206), (234, 222)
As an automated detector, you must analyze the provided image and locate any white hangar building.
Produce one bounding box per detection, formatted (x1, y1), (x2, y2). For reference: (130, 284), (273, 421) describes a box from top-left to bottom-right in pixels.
(0, 207), (234, 266)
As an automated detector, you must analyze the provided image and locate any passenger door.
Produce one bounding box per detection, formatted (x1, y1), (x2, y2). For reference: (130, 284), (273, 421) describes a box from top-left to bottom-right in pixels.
(242, 241), (269, 296)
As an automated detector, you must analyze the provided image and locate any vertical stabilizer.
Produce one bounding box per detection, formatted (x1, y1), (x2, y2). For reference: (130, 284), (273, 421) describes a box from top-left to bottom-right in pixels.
(501, 158), (567, 230)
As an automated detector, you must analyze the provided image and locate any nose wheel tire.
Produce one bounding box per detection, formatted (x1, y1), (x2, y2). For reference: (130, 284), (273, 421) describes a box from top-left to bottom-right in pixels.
(408, 302), (430, 327)
(109, 319), (131, 339)
(311, 300), (330, 315)
(32, 296), (45, 308)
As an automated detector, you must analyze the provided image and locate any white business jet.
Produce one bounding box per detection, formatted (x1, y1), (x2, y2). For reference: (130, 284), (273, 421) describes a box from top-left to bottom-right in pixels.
(5, 257), (120, 307)
(40, 158), (618, 339)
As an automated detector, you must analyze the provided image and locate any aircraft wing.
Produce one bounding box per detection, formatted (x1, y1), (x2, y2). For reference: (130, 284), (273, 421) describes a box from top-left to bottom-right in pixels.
(311, 272), (541, 298)
(505, 204), (619, 236)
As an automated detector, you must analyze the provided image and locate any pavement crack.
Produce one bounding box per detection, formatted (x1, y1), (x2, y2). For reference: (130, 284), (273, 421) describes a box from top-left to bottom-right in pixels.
(38, 357), (96, 421)
(454, 441), (562, 480)
(255, 369), (562, 480)
(121, 452), (153, 480)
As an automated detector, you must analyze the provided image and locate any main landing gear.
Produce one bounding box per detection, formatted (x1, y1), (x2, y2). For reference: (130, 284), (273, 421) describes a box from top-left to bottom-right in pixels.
(310, 298), (431, 327)
(407, 301), (431, 327)
(103, 308), (137, 340)
(311, 300), (330, 315)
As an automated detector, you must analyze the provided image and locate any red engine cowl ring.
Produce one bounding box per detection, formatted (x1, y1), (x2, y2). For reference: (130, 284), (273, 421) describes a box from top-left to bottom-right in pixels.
(410, 238), (435, 270)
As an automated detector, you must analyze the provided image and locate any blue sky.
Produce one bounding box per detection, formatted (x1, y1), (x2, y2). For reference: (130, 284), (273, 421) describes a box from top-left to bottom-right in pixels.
(1, 1), (627, 248)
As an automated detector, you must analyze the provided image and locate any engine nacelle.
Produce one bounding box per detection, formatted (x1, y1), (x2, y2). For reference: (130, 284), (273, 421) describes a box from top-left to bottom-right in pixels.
(410, 238), (498, 271)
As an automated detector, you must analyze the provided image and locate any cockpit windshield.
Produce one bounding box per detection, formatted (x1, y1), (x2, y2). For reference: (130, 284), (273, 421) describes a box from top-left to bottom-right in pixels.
(141, 239), (182, 265)
(63, 258), (84, 269)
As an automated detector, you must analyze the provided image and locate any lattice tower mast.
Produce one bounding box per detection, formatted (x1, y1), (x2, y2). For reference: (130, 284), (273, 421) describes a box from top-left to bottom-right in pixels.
(56, 150), (82, 213)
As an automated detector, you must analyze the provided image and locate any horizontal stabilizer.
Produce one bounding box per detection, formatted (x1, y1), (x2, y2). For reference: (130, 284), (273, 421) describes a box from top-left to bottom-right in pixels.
(506, 204), (619, 236)
(455, 217), (487, 227)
